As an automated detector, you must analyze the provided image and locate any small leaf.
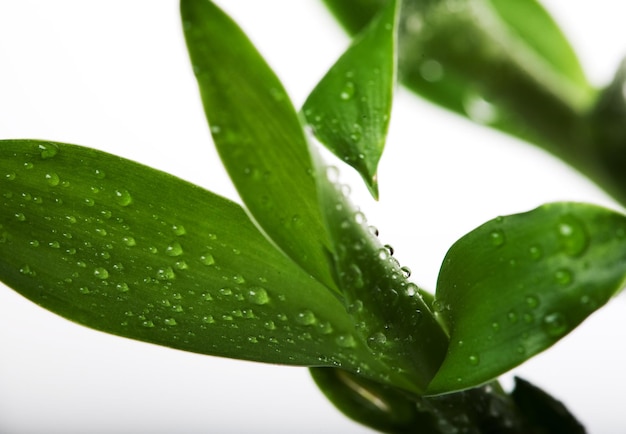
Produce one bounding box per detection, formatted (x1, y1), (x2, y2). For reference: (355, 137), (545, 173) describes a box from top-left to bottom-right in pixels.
(428, 202), (626, 394)
(310, 367), (425, 434)
(0, 140), (384, 372)
(324, 0), (595, 155)
(181, 0), (338, 293)
(303, 0), (399, 199)
(512, 377), (586, 434)
(313, 156), (448, 393)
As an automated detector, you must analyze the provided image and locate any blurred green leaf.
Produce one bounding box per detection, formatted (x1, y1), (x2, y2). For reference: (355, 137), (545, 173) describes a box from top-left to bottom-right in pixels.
(312, 157), (448, 393)
(302, 0), (399, 199)
(428, 202), (626, 394)
(0, 140), (385, 371)
(181, 0), (338, 293)
(512, 377), (586, 434)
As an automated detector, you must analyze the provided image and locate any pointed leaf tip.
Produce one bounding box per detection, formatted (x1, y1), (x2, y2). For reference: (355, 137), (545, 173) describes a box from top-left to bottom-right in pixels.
(303, 0), (398, 199)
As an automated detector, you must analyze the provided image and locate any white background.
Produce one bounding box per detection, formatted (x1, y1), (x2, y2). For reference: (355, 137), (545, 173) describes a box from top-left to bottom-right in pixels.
(0, 1), (625, 433)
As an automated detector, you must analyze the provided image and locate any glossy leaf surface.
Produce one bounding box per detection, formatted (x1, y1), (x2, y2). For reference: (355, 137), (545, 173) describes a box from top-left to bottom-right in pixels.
(313, 159), (448, 393)
(181, 0), (337, 293)
(428, 203), (626, 394)
(0, 140), (383, 371)
(303, 0), (398, 199)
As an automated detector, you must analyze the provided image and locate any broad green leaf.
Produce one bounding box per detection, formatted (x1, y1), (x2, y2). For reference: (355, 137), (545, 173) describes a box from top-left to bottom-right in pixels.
(0, 139), (386, 373)
(313, 158), (448, 393)
(511, 377), (586, 434)
(428, 202), (626, 394)
(181, 0), (338, 293)
(302, 0), (399, 199)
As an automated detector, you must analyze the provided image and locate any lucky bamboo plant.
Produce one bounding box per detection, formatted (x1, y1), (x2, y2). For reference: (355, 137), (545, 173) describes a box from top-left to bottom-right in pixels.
(1, 0), (626, 432)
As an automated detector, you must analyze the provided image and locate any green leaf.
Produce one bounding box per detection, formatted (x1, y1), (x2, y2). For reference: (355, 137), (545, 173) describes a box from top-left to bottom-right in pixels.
(313, 159), (448, 393)
(487, 0), (588, 91)
(181, 0), (338, 293)
(0, 139), (384, 372)
(428, 202), (626, 394)
(310, 367), (426, 434)
(302, 0), (399, 199)
(323, 0), (595, 161)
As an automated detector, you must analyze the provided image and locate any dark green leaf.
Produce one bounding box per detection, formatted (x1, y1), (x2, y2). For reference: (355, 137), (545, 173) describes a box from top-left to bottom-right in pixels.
(303, 0), (399, 199)
(428, 203), (626, 394)
(0, 140), (383, 372)
(313, 157), (448, 393)
(512, 377), (586, 434)
(310, 367), (424, 434)
(181, 0), (338, 293)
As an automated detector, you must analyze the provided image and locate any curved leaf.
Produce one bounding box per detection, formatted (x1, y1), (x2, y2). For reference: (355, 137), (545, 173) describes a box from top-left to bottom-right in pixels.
(428, 202), (626, 394)
(0, 140), (384, 372)
(323, 0), (595, 167)
(313, 157), (448, 393)
(302, 0), (399, 199)
(310, 367), (425, 434)
(181, 0), (338, 293)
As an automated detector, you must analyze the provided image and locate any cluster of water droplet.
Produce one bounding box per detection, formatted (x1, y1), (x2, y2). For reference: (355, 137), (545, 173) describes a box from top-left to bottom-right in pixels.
(1, 143), (386, 371)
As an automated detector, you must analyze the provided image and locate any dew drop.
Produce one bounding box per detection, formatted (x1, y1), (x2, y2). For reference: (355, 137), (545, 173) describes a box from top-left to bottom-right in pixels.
(555, 268), (572, 285)
(295, 309), (317, 326)
(156, 266), (176, 281)
(45, 172), (60, 186)
(203, 315), (216, 324)
(114, 188), (133, 207)
(172, 224), (186, 236)
(19, 264), (33, 276)
(246, 287), (270, 305)
(164, 318), (177, 326)
(122, 236), (136, 247)
(507, 310), (518, 324)
(340, 81), (355, 100)
(165, 242), (184, 257)
(489, 230), (505, 247)
(210, 125), (221, 134)
(543, 312), (568, 337)
(142, 320), (155, 328)
(116, 282), (130, 292)
(4, 172), (16, 181)
(400, 266), (411, 278)
(94, 267), (109, 280)
(14, 212), (26, 222)
(556, 215), (588, 257)
(468, 354), (480, 366)
(264, 320), (276, 330)
(335, 334), (357, 348)
(200, 253), (215, 266)
(95, 228), (107, 236)
(525, 295), (539, 309)
(405, 283), (418, 297)
(38, 142), (59, 159)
